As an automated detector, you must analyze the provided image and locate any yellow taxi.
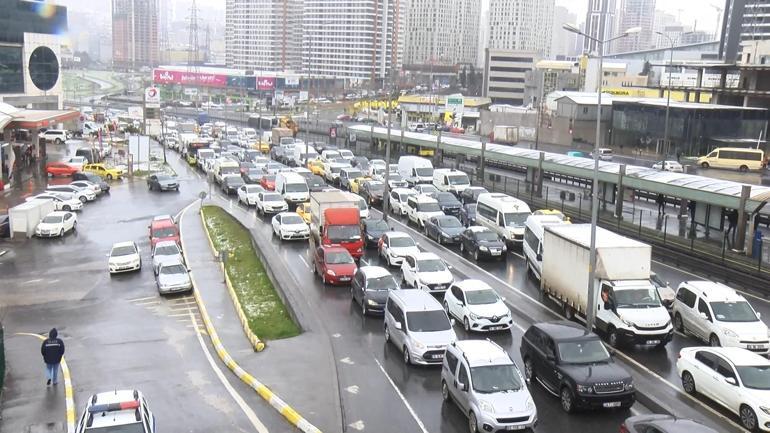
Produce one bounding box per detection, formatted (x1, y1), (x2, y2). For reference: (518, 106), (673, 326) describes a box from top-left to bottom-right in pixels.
(308, 159), (325, 176)
(83, 163), (124, 180)
(258, 140), (270, 154)
(296, 202), (312, 224)
(349, 176), (372, 194)
(533, 209), (570, 223)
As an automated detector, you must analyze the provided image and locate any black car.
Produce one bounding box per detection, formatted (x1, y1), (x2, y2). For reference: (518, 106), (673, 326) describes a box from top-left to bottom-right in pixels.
(360, 180), (385, 205)
(72, 172), (110, 192)
(241, 150), (261, 162)
(307, 175), (327, 192)
(434, 192), (462, 217)
(424, 215), (464, 244)
(0, 214), (9, 238)
(351, 267), (399, 315)
(459, 226), (506, 260)
(362, 218), (390, 247)
(460, 186), (489, 204)
(270, 146), (285, 162)
(621, 415), (719, 433)
(221, 175), (244, 195)
(460, 203), (476, 226)
(351, 156), (369, 169)
(243, 168), (263, 184)
(520, 321), (635, 413)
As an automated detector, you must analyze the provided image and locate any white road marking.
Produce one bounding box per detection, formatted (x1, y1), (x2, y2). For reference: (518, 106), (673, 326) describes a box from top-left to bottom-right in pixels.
(133, 300), (161, 306)
(332, 333), (341, 338)
(127, 295), (158, 302)
(298, 255), (310, 269)
(511, 252), (525, 260)
(373, 357), (430, 433)
(340, 357), (355, 365)
(348, 420), (365, 431)
(21, 278), (43, 285)
(345, 385), (359, 395)
(188, 311), (269, 433)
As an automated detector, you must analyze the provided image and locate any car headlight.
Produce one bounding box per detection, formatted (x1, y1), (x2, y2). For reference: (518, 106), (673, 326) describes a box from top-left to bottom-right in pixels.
(501, 244), (507, 251)
(576, 384), (594, 394)
(469, 312), (479, 320)
(326, 269), (336, 276)
(367, 299), (378, 306)
(723, 328), (738, 338)
(760, 406), (770, 416)
(413, 340), (426, 350)
(525, 397), (535, 411)
(479, 246), (489, 252)
(624, 381), (634, 391)
(621, 318), (634, 328)
(478, 400), (494, 414)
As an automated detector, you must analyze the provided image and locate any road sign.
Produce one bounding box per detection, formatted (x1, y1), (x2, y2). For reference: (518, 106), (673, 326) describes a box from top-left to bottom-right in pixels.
(145, 87), (160, 108)
(445, 95), (464, 113)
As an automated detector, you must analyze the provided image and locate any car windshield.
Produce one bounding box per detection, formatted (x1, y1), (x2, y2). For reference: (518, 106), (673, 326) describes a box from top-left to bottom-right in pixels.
(111, 246), (136, 256)
(557, 339), (610, 364)
(324, 152), (340, 159)
(437, 193), (459, 204)
(368, 183), (385, 192)
(161, 264), (187, 275)
(415, 167), (433, 177)
(264, 175), (276, 182)
(42, 216), (63, 224)
(736, 366), (770, 390)
(327, 225), (361, 242)
(613, 287), (661, 308)
(367, 275), (398, 291)
(466, 289), (499, 305)
(346, 170), (364, 179)
(438, 217), (462, 228)
(416, 259), (446, 272)
(285, 183), (308, 193)
(308, 177), (324, 187)
(710, 301), (758, 322)
(447, 175), (470, 185)
(263, 194), (283, 201)
(367, 220), (389, 231)
(398, 193), (414, 201)
(156, 175), (174, 181)
(88, 421), (146, 433)
(406, 310), (451, 332)
(282, 215), (304, 225)
(245, 186), (262, 193)
(331, 166), (343, 174)
(326, 251), (354, 264)
(221, 166), (239, 175)
(419, 186), (438, 194)
(471, 365), (522, 393)
(390, 236), (415, 248)
(227, 177), (244, 186)
(153, 227), (177, 238)
(475, 231), (499, 241)
(417, 202), (441, 212)
(155, 245), (179, 255)
(503, 212), (529, 228)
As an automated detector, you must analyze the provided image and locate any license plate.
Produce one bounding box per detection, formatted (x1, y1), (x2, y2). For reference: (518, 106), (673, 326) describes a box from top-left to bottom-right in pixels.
(340, 277), (351, 281)
(491, 250), (502, 256)
(490, 326), (506, 331)
(646, 340), (661, 345)
(506, 426), (525, 431)
(434, 285), (445, 290)
(603, 402), (621, 408)
(431, 354), (444, 359)
(748, 345), (763, 350)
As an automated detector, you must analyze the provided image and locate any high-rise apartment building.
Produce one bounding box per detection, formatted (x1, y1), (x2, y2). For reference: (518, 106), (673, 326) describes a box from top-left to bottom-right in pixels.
(225, 0), (302, 72)
(303, 0), (405, 81)
(483, 49), (537, 105)
(720, 0), (770, 62)
(403, 0), (480, 66)
(112, 0), (159, 69)
(584, 0), (616, 53)
(551, 5), (578, 59)
(614, 0), (656, 53)
(486, 0), (554, 58)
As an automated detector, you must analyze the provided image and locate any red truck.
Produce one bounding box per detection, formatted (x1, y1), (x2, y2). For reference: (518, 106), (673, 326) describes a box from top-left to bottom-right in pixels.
(310, 191), (364, 259)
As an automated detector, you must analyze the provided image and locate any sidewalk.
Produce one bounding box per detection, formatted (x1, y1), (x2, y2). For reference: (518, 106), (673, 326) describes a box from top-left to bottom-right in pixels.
(179, 201), (342, 433)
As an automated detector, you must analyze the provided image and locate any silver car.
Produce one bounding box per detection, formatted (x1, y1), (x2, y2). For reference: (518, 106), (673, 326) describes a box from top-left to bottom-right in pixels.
(155, 260), (192, 295)
(152, 240), (184, 275)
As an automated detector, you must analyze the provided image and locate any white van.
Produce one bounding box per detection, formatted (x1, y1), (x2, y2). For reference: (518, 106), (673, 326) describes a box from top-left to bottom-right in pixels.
(697, 147), (765, 172)
(523, 214), (568, 280)
(293, 145), (318, 168)
(432, 168), (470, 195)
(275, 172), (309, 204)
(476, 193), (532, 246)
(406, 194), (444, 228)
(398, 156), (434, 186)
(213, 159), (240, 184)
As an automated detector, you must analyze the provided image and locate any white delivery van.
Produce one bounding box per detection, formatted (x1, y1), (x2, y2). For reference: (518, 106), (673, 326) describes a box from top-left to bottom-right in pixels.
(9, 199), (56, 238)
(275, 172), (309, 205)
(432, 168), (470, 196)
(293, 145), (318, 168)
(523, 214), (568, 280)
(398, 156), (434, 186)
(475, 193), (531, 247)
(213, 159), (240, 184)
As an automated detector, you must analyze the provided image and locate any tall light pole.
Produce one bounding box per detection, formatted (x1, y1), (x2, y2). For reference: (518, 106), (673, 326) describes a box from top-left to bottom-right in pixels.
(562, 23), (641, 333)
(655, 31), (692, 164)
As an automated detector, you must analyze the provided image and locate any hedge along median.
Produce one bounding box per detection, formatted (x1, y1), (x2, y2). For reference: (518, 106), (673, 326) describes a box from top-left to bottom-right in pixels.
(201, 205), (300, 340)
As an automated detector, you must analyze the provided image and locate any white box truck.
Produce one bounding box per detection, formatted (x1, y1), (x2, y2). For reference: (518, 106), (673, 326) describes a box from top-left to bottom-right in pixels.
(493, 125), (519, 145)
(9, 199), (56, 238)
(541, 224), (673, 348)
(397, 156), (433, 186)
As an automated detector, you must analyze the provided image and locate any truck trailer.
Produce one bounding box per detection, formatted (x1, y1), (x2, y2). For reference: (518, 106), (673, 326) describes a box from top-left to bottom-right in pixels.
(310, 191), (363, 259)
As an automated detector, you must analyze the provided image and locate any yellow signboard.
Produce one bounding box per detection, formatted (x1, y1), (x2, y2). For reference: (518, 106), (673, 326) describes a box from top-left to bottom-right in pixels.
(603, 87), (712, 103)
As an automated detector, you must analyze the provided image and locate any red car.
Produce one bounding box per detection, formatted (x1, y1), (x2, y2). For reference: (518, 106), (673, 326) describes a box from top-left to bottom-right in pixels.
(149, 215), (180, 248)
(46, 162), (78, 177)
(260, 175), (276, 191)
(312, 246), (357, 285)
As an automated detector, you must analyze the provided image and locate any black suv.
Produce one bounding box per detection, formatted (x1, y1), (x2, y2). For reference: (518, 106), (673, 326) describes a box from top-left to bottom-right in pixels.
(520, 321), (635, 413)
(459, 226), (506, 260)
(460, 186), (488, 204)
(434, 192), (462, 217)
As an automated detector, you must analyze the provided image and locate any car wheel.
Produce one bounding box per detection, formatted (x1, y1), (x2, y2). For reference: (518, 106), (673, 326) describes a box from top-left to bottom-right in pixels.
(443, 301), (450, 316)
(473, 249), (479, 261)
(384, 325), (390, 342)
(463, 317), (471, 333)
(311, 261), (317, 275)
(107, 174), (113, 180)
(560, 387), (575, 413)
(55, 138), (62, 145)
(459, 242), (465, 254)
(524, 357), (535, 382)
(701, 162), (710, 169)
(681, 371), (696, 394)
(59, 228), (64, 237)
(403, 347), (411, 365)
(709, 334), (721, 347)
(740, 405), (758, 431)
(63, 205), (71, 211)
(361, 299), (367, 316)
(401, 276), (407, 287)
(79, 196), (87, 203)
(673, 313), (685, 333)
(441, 381), (450, 403)
(72, 221), (77, 231)
(468, 411), (478, 433)
(608, 327), (621, 348)
(739, 165), (749, 173)
(322, 273), (328, 285)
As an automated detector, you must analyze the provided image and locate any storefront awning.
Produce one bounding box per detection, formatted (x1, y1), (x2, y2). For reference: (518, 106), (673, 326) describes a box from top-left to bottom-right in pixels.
(7, 109), (80, 129)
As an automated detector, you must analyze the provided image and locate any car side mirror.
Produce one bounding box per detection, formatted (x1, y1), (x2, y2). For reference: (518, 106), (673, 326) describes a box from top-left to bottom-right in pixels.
(459, 382), (468, 392)
(536, 253), (542, 261)
(450, 318), (456, 326)
(699, 312), (709, 321)
(725, 377), (738, 386)
(394, 321), (402, 330)
(757, 312), (762, 319)
(446, 264), (453, 270)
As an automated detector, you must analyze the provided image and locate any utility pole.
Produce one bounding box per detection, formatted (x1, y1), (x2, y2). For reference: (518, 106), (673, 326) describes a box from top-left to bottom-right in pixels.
(383, 70), (395, 221)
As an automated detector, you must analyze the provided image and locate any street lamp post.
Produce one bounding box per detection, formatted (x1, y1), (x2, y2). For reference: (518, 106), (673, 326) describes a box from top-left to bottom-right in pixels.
(562, 23), (641, 333)
(655, 31), (692, 165)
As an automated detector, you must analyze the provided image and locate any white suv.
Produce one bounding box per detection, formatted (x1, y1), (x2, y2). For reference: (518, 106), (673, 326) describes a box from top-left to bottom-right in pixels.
(673, 281), (769, 355)
(406, 194), (444, 228)
(442, 340), (537, 433)
(41, 129), (70, 144)
(443, 280), (513, 333)
(378, 231), (419, 267)
(400, 252), (454, 293)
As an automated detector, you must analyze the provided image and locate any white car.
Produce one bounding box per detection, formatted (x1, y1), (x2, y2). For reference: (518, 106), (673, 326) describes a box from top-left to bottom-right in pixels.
(652, 160), (684, 172)
(443, 280), (513, 332)
(406, 194), (444, 228)
(271, 212), (310, 241)
(152, 240), (184, 275)
(46, 184), (96, 203)
(70, 180), (102, 196)
(35, 211), (77, 237)
(64, 156), (87, 171)
(400, 252), (454, 293)
(677, 347), (770, 432)
(255, 192), (289, 215)
(156, 260), (193, 294)
(76, 389), (155, 433)
(237, 184), (265, 206)
(338, 149), (355, 162)
(109, 241), (142, 274)
(413, 184), (439, 196)
(40, 129), (70, 144)
(673, 281), (769, 355)
(389, 187), (417, 216)
(26, 192), (83, 211)
(378, 231), (419, 267)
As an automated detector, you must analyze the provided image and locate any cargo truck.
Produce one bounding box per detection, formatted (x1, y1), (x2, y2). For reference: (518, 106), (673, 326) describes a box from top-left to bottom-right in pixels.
(310, 191), (364, 259)
(271, 127), (293, 149)
(540, 224), (673, 348)
(493, 126), (519, 145)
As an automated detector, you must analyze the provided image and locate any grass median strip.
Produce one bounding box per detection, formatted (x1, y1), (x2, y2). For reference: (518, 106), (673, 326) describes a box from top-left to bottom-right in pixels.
(201, 205), (300, 340)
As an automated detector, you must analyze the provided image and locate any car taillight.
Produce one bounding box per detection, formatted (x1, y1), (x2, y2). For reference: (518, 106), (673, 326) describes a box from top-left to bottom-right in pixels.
(619, 423), (629, 433)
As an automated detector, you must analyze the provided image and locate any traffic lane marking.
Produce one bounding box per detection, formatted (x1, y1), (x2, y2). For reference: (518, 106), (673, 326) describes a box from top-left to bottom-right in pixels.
(373, 357), (430, 433)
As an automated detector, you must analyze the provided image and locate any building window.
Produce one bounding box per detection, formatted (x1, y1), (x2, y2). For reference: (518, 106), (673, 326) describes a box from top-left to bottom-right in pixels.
(0, 45), (24, 93)
(583, 107), (589, 114)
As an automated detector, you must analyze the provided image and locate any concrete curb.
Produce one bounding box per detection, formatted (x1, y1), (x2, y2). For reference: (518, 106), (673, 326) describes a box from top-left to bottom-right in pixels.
(200, 207), (266, 352)
(180, 206), (322, 433)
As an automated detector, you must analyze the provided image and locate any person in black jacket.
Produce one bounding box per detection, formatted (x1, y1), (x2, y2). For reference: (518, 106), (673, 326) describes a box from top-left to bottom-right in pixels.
(41, 328), (65, 386)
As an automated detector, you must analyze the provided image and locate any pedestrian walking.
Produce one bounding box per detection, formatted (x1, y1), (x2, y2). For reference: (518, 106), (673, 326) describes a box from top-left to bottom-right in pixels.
(656, 193), (666, 215)
(40, 328), (65, 386)
(727, 209), (739, 243)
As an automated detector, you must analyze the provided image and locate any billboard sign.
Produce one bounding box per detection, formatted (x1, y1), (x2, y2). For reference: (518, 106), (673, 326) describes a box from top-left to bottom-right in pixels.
(445, 95), (464, 113)
(144, 86), (160, 108)
(153, 69), (227, 88)
(285, 76), (300, 88)
(184, 88), (198, 96)
(257, 77), (275, 90)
